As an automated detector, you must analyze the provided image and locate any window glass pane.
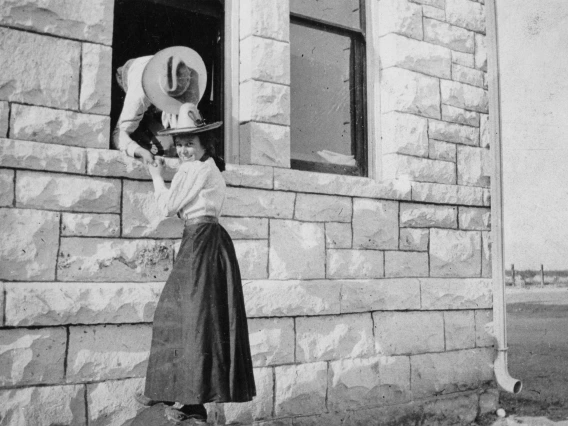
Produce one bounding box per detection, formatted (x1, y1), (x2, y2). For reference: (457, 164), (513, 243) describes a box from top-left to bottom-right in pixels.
(290, 0), (361, 30)
(291, 23), (353, 165)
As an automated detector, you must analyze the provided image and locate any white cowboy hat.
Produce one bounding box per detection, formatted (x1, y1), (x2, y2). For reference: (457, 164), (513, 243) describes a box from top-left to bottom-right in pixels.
(142, 46), (208, 115)
(158, 103), (222, 136)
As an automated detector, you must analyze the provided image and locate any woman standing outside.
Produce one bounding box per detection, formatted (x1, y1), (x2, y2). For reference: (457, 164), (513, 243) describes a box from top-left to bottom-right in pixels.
(132, 48), (256, 425)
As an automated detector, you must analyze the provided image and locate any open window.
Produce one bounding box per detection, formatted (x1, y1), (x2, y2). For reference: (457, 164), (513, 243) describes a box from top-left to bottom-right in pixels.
(290, 0), (367, 176)
(111, 0), (224, 156)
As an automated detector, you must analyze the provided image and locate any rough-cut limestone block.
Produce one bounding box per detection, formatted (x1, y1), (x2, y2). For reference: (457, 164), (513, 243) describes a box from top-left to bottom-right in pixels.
(240, 36), (290, 84)
(411, 182), (484, 206)
(0, 385), (86, 426)
(381, 68), (441, 120)
(87, 378), (144, 426)
(380, 34), (451, 79)
(479, 388), (499, 415)
(327, 357), (382, 411)
(475, 33), (488, 71)
(273, 168), (411, 201)
(373, 311), (444, 355)
(429, 139), (456, 162)
(424, 18), (474, 54)
(453, 64), (484, 88)
(409, 0), (445, 7)
(340, 279), (421, 313)
(0, 328), (66, 386)
(385, 251), (429, 278)
(0, 208), (59, 281)
(81, 43), (112, 114)
(352, 198), (398, 250)
(400, 203), (457, 228)
(326, 222), (352, 249)
(295, 193), (352, 222)
(378, 0), (423, 40)
(422, 392), (479, 425)
(17, 171), (120, 213)
(248, 318), (294, 366)
(381, 112), (429, 157)
(220, 217), (269, 239)
(87, 149), (179, 181)
(378, 355), (412, 405)
(480, 113), (490, 148)
(420, 278), (492, 309)
(0, 28), (80, 109)
(235, 240), (269, 279)
(240, 80), (290, 125)
(383, 154), (456, 184)
(0, 0), (114, 44)
(411, 348), (493, 397)
(459, 207), (490, 230)
(422, 5), (445, 20)
(243, 280), (341, 317)
(0, 102), (8, 137)
(67, 324), (151, 382)
(457, 145), (491, 187)
(224, 187), (295, 219)
(327, 249), (384, 279)
(481, 231), (492, 278)
(0, 138), (86, 174)
(5, 282), (163, 326)
(483, 188), (491, 206)
(430, 229), (481, 277)
(399, 228), (429, 251)
(296, 314), (375, 362)
(442, 80), (488, 113)
(445, 310), (476, 350)
(475, 309), (494, 347)
(0, 283), (3, 326)
(0, 169), (14, 207)
(442, 104), (479, 127)
(240, 0), (289, 42)
(269, 220), (325, 279)
(275, 362), (327, 416)
(240, 121), (291, 168)
(11, 104), (109, 149)
(58, 238), (173, 282)
(429, 119), (479, 146)
(61, 213), (120, 237)
(122, 180), (184, 238)
(446, 0), (485, 33)
(221, 368), (273, 424)
(224, 163), (274, 189)
(452, 51), (475, 68)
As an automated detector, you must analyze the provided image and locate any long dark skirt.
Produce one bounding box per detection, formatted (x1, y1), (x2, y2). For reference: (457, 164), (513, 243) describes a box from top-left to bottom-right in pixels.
(144, 219), (256, 404)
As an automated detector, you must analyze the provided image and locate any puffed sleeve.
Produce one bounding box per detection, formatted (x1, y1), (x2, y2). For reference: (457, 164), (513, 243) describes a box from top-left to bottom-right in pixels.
(154, 162), (208, 217)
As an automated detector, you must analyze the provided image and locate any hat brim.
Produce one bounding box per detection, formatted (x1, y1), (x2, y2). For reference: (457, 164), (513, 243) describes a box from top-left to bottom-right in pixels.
(158, 121), (223, 136)
(142, 46), (207, 115)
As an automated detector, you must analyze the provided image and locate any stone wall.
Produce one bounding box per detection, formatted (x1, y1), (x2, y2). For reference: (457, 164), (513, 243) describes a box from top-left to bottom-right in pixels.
(0, 0), (497, 425)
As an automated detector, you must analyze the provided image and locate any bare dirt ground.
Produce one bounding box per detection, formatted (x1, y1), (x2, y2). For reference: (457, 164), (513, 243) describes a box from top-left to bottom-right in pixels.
(499, 287), (568, 421)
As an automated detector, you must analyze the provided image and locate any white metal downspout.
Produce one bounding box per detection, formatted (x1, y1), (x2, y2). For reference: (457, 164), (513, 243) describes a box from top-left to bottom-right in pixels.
(486, 0), (522, 394)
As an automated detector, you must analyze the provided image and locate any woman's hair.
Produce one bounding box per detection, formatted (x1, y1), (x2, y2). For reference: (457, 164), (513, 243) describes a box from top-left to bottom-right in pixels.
(175, 132), (226, 172)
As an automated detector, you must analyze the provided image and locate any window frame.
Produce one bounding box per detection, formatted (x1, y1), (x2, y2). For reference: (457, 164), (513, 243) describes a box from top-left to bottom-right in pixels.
(289, 2), (368, 177)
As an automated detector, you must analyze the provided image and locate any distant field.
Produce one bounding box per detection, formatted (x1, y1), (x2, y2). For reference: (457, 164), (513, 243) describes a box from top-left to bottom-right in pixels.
(505, 269), (568, 286)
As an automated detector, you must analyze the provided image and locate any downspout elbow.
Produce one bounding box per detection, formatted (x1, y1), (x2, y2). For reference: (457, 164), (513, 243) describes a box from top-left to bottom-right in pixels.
(494, 348), (522, 394)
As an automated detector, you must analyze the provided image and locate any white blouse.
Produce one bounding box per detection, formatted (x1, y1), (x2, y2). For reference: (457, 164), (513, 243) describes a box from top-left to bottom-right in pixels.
(154, 158), (226, 220)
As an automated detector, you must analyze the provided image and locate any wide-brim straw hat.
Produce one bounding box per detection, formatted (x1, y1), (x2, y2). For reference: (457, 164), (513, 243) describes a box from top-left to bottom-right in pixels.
(158, 103), (223, 136)
(142, 46), (207, 115)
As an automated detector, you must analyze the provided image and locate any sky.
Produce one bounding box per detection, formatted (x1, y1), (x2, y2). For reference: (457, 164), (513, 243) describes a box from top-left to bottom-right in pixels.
(497, 0), (568, 270)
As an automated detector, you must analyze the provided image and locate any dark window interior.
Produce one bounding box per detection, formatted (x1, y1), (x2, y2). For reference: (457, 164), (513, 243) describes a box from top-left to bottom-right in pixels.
(111, 0), (224, 156)
(290, 0), (367, 177)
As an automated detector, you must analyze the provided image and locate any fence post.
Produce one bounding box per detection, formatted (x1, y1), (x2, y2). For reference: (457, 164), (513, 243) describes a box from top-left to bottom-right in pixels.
(541, 264), (545, 286)
(511, 263), (515, 286)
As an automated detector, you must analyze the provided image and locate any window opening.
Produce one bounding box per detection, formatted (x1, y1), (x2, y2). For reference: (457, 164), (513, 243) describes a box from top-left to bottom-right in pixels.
(111, 0), (224, 157)
(290, 0), (367, 176)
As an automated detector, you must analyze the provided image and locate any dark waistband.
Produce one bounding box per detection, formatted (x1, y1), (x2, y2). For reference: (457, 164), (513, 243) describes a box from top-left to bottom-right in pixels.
(184, 216), (219, 226)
